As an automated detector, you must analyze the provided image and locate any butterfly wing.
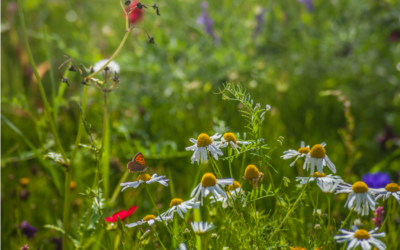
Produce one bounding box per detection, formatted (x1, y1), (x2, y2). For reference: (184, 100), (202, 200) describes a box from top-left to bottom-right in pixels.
(127, 152), (148, 173)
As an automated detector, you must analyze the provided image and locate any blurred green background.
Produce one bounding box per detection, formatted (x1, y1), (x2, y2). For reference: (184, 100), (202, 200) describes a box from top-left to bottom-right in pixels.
(2, 0), (400, 248)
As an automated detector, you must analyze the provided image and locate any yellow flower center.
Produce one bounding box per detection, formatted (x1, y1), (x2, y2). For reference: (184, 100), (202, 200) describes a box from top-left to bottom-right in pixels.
(354, 229), (370, 240)
(143, 215), (156, 222)
(352, 181), (368, 193)
(310, 144), (326, 158)
(20, 177), (30, 186)
(170, 198), (184, 207)
(289, 247), (306, 250)
(228, 180), (241, 191)
(201, 173), (217, 187)
(197, 133), (212, 147)
(385, 183), (400, 192)
(312, 172), (326, 178)
(223, 132), (237, 144)
(244, 165), (260, 179)
(70, 181), (77, 189)
(298, 147), (310, 154)
(137, 174), (152, 182)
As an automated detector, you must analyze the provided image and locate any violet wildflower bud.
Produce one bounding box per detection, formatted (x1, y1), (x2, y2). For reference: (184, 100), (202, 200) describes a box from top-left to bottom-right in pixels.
(20, 245), (29, 250)
(19, 221), (37, 239)
(19, 190), (30, 200)
(266, 104), (271, 111)
(372, 206), (385, 228)
(297, 0), (314, 12)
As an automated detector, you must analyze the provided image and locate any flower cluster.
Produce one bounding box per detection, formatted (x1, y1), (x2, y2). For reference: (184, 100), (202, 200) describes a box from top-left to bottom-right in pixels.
(282, 141), (397, 250)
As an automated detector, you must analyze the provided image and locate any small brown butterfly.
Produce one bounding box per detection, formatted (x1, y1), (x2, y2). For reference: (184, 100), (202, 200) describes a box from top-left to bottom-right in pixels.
(127, 152), (148, 173)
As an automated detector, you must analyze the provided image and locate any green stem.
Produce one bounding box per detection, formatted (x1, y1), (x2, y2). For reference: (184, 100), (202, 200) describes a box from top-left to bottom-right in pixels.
(328, 194), (331, 232)
(62, 85), (89, 250)
(88, 31), (130, 79)
(228, 147), (233, 178)
(145, 185), (180, 243)
(267, 175), (311, 243)
(150, 226), (167, 250)
(338, 209), (354, 232)
(18, 0), (68, 163)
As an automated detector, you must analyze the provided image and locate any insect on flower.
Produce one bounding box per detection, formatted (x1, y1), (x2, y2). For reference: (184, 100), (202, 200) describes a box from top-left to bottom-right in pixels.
(127, 152), (148, 173)
(105, 205), (138, 223)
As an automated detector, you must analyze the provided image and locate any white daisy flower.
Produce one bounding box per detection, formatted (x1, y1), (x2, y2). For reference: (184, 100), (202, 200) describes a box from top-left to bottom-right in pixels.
(93, 59), (120, 74)
(216, 132), (251, 153)
(190, 221), (216, 235)
(334, 226), (386, 250)
(120, 173), (169, 191)
(296, 172), (342, 185)
(191, 173), (234, 205)
(126, 214), (163, 228)
(163, 198), (200, 219)
(185, 133), (223, 164)
(175, 243), (188, 250)
(375, 182), (400, 204)
(266, 104), (271, 111)
(335, 181), (378, 216)
(281, 141), (310, 167)
(303, 142), (336, 174)
(210, 187), (246, 208)
(316, 176), (343, 194)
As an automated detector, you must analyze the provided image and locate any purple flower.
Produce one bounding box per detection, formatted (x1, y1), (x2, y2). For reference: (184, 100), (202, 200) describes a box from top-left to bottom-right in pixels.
(362, 172), (391, 189)
(19, 221), (37, 239)
(372, 206), (385, 228)
(297, 0), (314, 12)
(376, 125), (399, 150)
(197, 2), (218, 42)
(20, 245), (29, 250)
(253, 9), (265, 37)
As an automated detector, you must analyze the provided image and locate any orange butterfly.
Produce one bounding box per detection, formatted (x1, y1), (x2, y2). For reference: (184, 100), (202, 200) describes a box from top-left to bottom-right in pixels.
(127, 152), (148, 173)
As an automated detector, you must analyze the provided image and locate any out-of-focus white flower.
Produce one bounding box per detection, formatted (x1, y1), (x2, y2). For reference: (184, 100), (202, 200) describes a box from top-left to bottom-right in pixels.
(93, 59), (120, 74)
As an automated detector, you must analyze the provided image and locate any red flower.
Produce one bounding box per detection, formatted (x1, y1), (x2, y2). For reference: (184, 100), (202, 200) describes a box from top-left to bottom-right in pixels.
(105, 206), (138, 223)
(124, 1), (144, 24)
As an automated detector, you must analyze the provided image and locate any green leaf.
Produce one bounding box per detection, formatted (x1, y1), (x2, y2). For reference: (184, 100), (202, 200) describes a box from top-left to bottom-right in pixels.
(44, 224), (81, 248)
(117, 216), (124, 231)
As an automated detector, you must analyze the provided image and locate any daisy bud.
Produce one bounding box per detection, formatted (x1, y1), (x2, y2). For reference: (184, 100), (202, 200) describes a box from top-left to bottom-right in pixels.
(140, 229), (151, 239)
(149, 36), (156, 45)
(266, 104), (271, 111)
(136, 2), (147, 9)
(353, 218), (364, 229)
(211, 233), (219, 239)
(314, 224), (321, 230)
(183, 228), (190, 234)
(68, 65), (76, 72)
(61, 77), (70, 86)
